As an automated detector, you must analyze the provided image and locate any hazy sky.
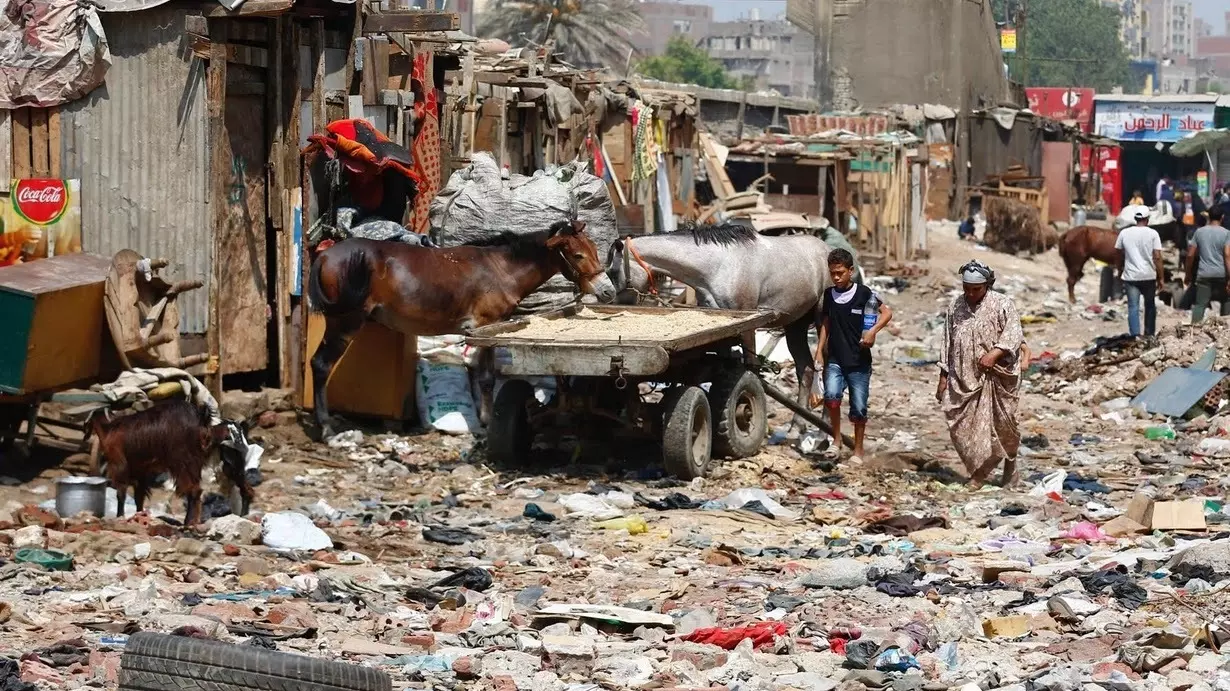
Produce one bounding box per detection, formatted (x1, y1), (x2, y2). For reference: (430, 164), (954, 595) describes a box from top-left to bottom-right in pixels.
(1191, 0), (1225, 32)
(709, 0), (1227, 30)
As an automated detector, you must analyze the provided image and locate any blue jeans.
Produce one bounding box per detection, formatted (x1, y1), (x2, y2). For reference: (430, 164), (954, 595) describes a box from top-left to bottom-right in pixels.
(823, 362), (871, 422)
(1124, 280), (1157, 337)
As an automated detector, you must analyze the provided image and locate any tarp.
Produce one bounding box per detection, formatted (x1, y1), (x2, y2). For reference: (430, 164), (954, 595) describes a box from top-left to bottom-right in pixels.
(1170, 128), (1230, 158)
(0, 0), (111, 108)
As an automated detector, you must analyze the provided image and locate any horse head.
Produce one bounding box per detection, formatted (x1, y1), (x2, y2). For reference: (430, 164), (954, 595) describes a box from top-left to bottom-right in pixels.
(547, 220), (617, 303)
(604, 238), (652, 304)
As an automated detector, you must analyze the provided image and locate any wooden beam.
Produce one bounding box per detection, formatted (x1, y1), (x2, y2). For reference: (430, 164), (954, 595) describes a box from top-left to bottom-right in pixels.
(11, 108), (30, 179)
(312, 19), (326, 135)
(191, 37), (269, 68)
(362, 10), (458, 33)
(207, 18), (229, 399)
(0, 110), (10, 191)
(47, 108), (61, 178)
(30, 108), (49, 178)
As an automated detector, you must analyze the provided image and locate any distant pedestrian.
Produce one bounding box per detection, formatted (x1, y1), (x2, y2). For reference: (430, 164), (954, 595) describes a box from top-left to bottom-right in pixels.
(1116, 210), (1164, 337)
(958, 215), (977, 241)
(936, 261), (1024, 489)
(809, 248), (892, 462)
(1129, 189), (1145, 206)
(1187, 205), (1230, 323)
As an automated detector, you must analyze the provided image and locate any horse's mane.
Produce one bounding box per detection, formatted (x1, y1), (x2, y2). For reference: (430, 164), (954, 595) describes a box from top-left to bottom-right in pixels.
(667, 221), (759, 247)
(461, 232), (551, 258)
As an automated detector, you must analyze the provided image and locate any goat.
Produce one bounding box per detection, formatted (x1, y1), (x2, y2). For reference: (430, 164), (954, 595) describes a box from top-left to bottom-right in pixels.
(88, 399), (254, 526)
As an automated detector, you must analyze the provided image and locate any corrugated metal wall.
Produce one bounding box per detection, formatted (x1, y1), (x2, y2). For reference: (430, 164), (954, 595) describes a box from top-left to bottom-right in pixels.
(59, 6), (211, 332)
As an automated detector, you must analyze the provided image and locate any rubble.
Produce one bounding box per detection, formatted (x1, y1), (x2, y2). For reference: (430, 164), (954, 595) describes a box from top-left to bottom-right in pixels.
(0, 224), (1229, 691)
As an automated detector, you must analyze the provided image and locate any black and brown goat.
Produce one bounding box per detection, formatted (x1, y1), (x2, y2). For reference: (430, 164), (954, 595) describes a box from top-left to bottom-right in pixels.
(88, 399), (254, 526)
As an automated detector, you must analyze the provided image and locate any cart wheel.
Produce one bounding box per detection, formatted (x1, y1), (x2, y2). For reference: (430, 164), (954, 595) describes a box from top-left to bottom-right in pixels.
(662, 386), (712, 480)
(488, 379), (536, 465)
(709, 369), (768, 459)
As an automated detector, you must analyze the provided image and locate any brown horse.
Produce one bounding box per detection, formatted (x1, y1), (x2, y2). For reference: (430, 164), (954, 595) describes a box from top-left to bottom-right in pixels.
(1058, 225), (1119, 302)
(308, 219), (616, 437)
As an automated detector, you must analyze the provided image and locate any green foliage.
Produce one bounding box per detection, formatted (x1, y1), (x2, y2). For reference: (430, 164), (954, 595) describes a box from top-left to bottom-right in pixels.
(990, 0), (1133, 92)
(635, 37), (740, 89)
(477, 0), (645, 70)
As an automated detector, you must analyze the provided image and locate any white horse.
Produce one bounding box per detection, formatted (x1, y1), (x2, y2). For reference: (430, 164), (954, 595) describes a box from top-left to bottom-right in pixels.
(605, 221), (834, 421)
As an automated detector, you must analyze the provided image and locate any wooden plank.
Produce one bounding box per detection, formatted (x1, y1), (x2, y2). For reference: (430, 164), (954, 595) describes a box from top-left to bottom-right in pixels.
(311, 19), (326, 135)
(358, 38), (378, 104)
(30, 109), (48, 177)
(371, 36), (390, 101)
(0, 110), (10, 192)
(362, 10), (458, 33)
(47, 108), (60, 178)
(206, 19), (229, 398)
(493, 344), (671, 378)
(190, 37), (270, 67)
(11, 109), (32, 179)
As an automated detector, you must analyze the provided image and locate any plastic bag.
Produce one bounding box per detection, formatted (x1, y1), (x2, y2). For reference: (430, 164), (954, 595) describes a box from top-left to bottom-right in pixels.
(558, 493), (625, 520)
(1030, 470), (1066, 499)
(261, 512), (334, 551)
(415, 361), (480, 435)
(716, 489), (799, 521)
(1061, 521), (1113, 542)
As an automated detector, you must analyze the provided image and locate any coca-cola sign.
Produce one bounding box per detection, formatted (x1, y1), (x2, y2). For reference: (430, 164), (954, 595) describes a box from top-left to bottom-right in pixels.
(12, 179), (69, 225)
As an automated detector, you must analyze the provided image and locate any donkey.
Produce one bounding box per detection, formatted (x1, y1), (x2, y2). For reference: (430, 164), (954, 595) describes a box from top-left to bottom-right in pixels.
(605, 221), (833, 424)
(308, 219), (616, 438)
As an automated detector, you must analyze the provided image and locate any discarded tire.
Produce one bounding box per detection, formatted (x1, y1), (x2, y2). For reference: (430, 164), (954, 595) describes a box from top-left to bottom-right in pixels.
(119, 632), (391, 691)
(708, 369), (768, 460)
(662, 385), (712, 480)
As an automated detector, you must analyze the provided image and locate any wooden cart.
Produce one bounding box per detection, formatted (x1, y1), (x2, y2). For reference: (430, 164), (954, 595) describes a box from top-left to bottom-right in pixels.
(465, 305), (778, 479)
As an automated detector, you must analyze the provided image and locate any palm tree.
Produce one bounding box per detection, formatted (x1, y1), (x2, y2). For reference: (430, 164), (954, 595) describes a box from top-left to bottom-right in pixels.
(476, 0), (646, 71)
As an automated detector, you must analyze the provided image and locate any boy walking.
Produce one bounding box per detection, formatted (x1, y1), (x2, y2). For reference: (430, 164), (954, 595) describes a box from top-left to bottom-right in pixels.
(809, 249), (892, 461)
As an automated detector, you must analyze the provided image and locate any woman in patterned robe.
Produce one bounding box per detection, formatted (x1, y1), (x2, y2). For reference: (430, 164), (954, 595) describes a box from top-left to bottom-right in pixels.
(936, 261), (1025, 488)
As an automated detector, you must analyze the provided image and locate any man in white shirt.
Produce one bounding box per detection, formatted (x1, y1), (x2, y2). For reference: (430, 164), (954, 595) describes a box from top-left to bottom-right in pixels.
(1115, 210), (1165, 337)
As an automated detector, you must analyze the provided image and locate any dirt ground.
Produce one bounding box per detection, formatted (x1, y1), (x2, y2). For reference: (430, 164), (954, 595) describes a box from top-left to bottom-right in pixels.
(0, 222), (1227, 691)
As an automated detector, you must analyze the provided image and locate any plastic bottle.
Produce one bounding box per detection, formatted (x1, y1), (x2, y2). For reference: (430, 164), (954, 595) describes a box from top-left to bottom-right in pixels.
(863, 294), (881, 332)
(1144, 425), (1176, 440)
(594, 515), (648, 535)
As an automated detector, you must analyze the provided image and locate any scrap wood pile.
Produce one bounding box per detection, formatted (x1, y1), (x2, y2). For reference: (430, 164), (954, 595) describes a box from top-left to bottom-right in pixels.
(982, 196), (1057, 255)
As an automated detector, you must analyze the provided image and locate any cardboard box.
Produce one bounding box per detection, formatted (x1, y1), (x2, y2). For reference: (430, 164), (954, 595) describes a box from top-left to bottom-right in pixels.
(982, 615), (1031, 639)
(1149, 500), (1206, 531)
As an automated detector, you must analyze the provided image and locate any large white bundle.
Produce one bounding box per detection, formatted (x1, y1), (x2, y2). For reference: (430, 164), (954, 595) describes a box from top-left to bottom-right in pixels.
(429, 153), (618, 313)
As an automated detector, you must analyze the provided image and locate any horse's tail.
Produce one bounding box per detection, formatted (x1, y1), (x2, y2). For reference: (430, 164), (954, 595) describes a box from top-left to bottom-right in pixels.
(308, 243), (372, 315)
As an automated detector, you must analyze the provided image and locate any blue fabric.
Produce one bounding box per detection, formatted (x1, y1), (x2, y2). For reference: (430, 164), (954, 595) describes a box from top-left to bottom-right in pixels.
(823, 362), (871, 421)
(1124, 280), (1157, 337)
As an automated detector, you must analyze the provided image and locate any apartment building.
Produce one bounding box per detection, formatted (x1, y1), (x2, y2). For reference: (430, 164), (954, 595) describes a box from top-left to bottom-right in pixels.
(1145, 0), (1196, 58)
(704, 15), (815, 98)
(1103, 0), (1148, 59)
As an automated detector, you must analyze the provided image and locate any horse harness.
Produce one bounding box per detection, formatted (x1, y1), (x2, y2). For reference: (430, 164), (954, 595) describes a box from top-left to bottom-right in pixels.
(621, 236), (661, 297)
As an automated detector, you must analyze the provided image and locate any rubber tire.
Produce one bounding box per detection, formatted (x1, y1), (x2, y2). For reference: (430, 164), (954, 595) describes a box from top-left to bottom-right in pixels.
(488, 379), (535, 465)
(662, 385), (713, 480)
(708, 369), (768, 460)
(118, 632), (390, 691)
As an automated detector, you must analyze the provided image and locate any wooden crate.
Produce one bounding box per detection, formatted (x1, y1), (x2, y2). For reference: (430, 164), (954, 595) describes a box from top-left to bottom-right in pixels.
(302, 313), (417, 420)
(0, 253), (112, 394)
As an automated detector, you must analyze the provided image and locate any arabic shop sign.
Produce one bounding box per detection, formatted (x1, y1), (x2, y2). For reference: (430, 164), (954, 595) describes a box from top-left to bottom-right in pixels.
(1094, 101), (1215, 143)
